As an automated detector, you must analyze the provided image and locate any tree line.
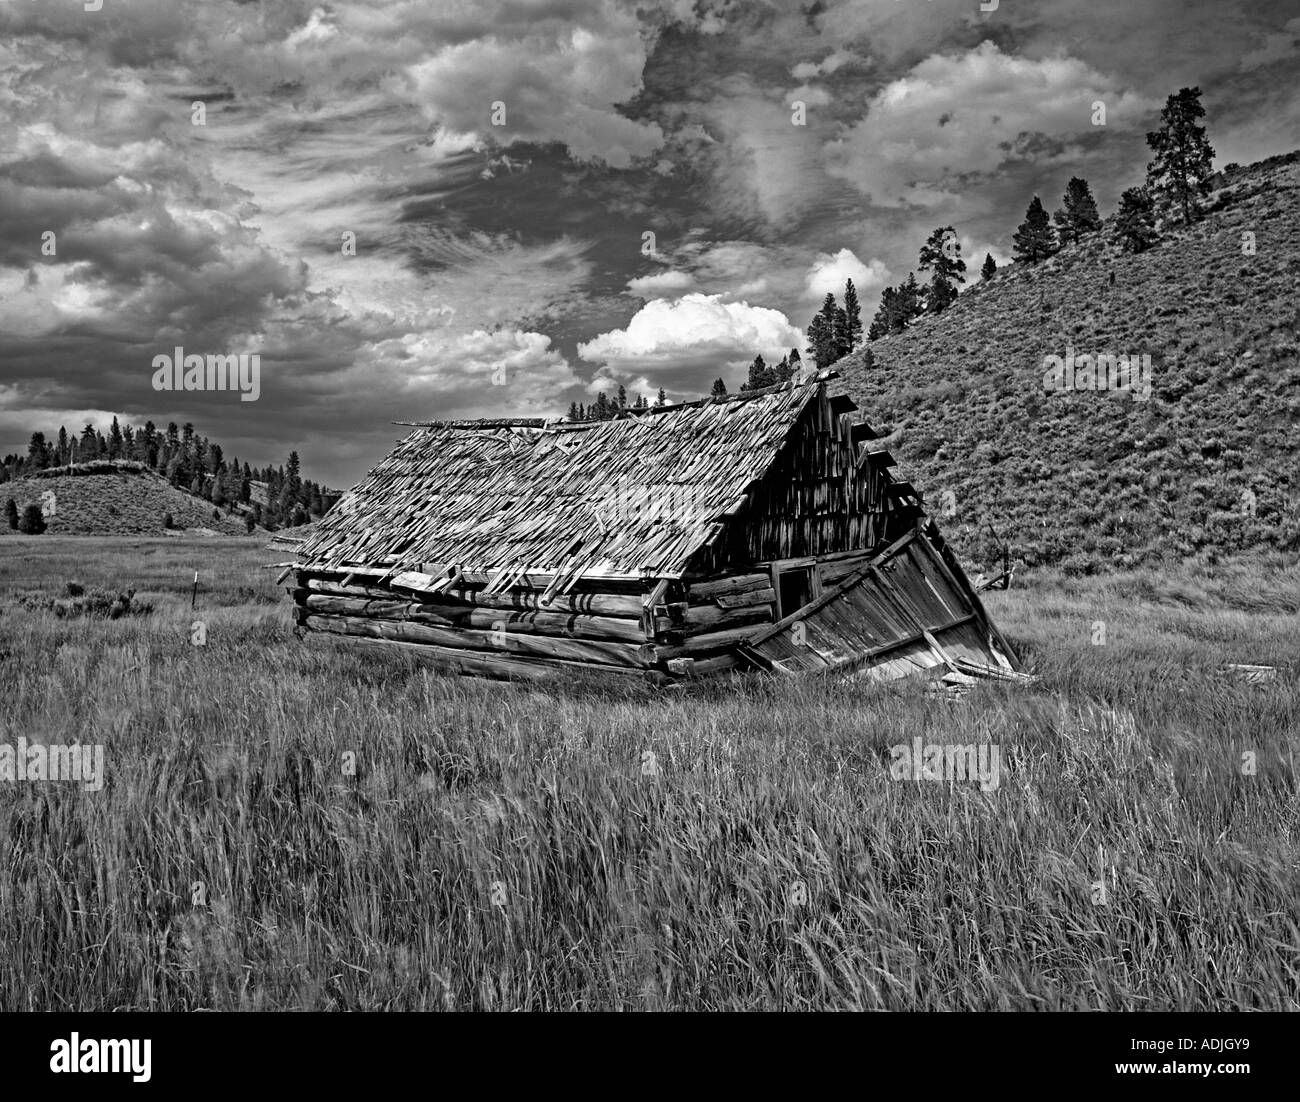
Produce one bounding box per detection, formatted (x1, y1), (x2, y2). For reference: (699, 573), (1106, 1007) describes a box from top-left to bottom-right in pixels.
(1, 419), (333, 531)
(567, 385), (658, 421)
(863, 86), (1217, 343)
(494, 85), (1218, 424)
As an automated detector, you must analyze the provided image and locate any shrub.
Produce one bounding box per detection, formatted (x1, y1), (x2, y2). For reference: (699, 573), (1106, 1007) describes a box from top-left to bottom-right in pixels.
(4, 498), (16, 529)
(908, 432), (942, 460)
(20, 587), (152, 619)
(18, 504), (45, 534)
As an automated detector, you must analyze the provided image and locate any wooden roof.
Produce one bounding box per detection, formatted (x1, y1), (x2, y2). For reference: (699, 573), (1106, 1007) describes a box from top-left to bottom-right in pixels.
(293, 373), (845, 585)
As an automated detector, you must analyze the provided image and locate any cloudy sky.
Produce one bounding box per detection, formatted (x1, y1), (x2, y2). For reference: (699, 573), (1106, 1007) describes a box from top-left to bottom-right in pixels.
(1, 0), (1296, 486)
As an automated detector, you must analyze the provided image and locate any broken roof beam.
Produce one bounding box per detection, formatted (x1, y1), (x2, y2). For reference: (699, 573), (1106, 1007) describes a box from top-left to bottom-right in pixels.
(392, 417), (554, 429)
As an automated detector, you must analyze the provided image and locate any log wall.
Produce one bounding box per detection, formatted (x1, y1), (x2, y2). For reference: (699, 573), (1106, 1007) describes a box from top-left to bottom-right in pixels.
(292, 569), (664, 680)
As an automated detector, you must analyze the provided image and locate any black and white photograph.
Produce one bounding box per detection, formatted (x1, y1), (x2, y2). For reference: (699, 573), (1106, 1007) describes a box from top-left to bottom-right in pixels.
(0, 0), (1296, 1071)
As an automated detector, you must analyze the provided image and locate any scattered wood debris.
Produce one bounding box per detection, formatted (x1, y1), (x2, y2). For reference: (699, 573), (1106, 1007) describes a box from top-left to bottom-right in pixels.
(1219, 663), (1277, 684)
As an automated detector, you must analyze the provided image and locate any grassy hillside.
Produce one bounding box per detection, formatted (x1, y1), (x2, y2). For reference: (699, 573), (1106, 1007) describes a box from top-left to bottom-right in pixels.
(1, 461), (252, 537)
(836, 152), (1300, 575)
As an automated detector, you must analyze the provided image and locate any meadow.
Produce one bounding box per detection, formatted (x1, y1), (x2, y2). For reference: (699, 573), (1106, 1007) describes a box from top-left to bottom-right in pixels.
(0, 535), (1297, 1010)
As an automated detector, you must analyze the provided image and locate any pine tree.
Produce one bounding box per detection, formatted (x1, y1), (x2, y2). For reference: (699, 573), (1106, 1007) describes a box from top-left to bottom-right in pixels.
(743, 355), (770, 391)
(918, 226), (965, 315)
(1012, 196), (1057, 263)
(222, 460), (242, 504)
(918, 226), (967, 284)
(897, 273), (923, 327)
(807, 293), (842, 368)
(1145, 87), (1215, 227)
(56, 427), (69, 466)
(26, 432), (49, 472)
(655, 388), (666, 407)
(981, 253), (997, 280)
(710, 377), (728, 397)
(926, 274), (958, 314)
(867, 287), (894, 341)
(108, 416), (124, 459)
(817, 293), (840, 366)
(136, 421), (156, 464)
(4, 498), (17, 529)
(833, 306), (851, 359)
(1113, 186), (1158, 252)
(280, 451), (303, 516)
(1052, 177), (1102, 246)
(842, 280), (862, 351)
(80, 423), (98, 459)
(567, 402), (579, 420)
(616, 384), (627, 409)
(806, 312), (830, 364)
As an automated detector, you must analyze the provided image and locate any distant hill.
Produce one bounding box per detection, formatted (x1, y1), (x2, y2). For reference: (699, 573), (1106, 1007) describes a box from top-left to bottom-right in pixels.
(1, 461), (252, 537)
(835, 151), (1300, 575)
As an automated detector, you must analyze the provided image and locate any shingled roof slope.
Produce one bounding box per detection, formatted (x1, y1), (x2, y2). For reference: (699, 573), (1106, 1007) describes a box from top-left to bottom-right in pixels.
(293, 374), (840, 583)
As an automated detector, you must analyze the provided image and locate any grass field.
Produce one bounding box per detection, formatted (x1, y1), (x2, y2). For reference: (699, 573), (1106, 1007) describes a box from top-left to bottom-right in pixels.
(1, 535), (1297, 1010)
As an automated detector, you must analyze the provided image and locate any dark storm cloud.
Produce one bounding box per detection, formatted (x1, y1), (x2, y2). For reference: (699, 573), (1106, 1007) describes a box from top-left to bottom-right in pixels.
(0, 0), (1294, 487)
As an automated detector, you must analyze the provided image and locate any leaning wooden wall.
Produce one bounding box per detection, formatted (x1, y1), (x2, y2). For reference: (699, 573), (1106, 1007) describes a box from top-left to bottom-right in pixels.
(654, 545), (891, 677)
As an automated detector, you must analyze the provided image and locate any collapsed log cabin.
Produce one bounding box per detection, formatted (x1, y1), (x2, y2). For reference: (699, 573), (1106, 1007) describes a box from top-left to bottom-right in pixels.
(283, 371), (1022, 685)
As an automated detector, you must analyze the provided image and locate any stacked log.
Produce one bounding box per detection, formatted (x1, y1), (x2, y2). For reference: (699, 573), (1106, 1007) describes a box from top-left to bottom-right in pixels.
(294, 570), (660, 680)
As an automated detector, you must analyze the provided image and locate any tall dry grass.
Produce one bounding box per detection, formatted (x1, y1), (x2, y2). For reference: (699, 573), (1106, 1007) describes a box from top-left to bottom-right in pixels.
(0, 538), (1297, 1009)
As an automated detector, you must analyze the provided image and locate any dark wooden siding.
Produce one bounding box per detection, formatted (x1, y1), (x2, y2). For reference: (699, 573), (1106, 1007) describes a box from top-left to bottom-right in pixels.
(689, 385), (924, 575)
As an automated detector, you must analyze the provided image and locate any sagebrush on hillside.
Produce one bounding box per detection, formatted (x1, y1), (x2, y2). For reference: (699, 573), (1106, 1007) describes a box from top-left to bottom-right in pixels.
(835, 154), (1300, 575)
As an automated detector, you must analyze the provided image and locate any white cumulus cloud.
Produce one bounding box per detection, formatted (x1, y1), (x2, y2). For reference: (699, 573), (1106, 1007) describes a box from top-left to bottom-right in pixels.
(803, 248), (890, 302)
(626, 269), (696, 297)
(577, 293), (804, 378)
